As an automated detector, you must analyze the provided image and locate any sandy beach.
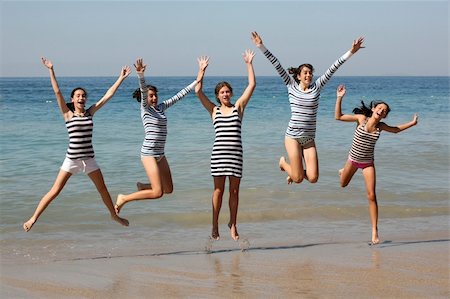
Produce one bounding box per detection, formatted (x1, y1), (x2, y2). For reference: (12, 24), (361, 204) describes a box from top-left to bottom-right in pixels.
(2, 222), (448, 299)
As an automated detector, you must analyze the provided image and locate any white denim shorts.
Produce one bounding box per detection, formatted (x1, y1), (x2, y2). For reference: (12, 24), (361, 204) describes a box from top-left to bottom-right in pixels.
(61, 157), (100, 175)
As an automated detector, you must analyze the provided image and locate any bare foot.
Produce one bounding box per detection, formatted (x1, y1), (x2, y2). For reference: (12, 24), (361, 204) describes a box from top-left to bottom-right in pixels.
(23, 218), (36, 232)
(112, 214), (129, 226)
(136, 182), (151, 191)
(279, 156), (286, 172)
(286, 176), (293, 184)
(115, 194), (126, 214)
(211, 227), (220, 241)
(371, 230), (380, 245)
(228, 223), (239, 241)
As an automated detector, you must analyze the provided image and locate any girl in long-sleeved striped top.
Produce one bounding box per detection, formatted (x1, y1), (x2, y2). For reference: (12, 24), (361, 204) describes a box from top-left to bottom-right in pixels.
(251, 31), (364, 185)
(115, 58), (206, 214)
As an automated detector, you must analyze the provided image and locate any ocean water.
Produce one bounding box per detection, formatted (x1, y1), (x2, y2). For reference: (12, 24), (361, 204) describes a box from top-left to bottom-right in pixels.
(0, 76), (448, 263)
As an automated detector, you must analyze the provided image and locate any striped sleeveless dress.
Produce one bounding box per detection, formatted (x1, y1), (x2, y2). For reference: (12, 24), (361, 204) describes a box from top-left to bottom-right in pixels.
(65, 112), (95, 160)
(211, 106), (243, 178)
(348, 119), (380, 163)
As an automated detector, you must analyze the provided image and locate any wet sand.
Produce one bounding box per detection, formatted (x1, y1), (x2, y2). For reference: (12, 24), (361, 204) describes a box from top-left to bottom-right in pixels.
(1, 229), (448, 298)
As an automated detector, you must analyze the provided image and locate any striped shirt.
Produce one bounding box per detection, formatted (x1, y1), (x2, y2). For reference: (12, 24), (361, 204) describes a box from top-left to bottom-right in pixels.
(259, 45), (352, 138)
(65, 113), (95, 159)
(211, 107), (243, 177)
(348, 119), (380, 163)
(138, 74), (196, 157)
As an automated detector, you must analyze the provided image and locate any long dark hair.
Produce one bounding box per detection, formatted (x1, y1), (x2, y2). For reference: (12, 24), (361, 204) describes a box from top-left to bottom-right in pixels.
(287, 64), (314, 84)
(132, 85), (158, 102)
(353, 100), (391, 117)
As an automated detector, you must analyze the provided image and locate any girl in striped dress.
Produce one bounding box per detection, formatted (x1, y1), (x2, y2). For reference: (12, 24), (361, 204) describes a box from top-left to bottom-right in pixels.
(114, 58), (207, 214)
(23, 58), (131, 232)
(335, 85), (418, 245)
(195, 50), (256, 241)
(251, 31), (364, 185)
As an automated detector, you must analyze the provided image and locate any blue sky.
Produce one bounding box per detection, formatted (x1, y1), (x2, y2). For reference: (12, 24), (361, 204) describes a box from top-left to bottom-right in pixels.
(1, 0), (448, 77)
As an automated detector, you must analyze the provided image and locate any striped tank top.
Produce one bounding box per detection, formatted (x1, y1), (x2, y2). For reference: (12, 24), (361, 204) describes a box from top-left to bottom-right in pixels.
(65, 112), (94, 159)
(259, 44), (352, 138)
(348, 119), (380, 163)
(211, 106), (243, 178)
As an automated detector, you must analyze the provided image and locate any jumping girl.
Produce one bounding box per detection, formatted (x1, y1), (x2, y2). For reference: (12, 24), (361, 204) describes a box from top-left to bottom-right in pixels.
(251, 31), (364, 185)
(335, 84), (418, 244)
(114, 58), (206, 213)
(195, 50), (256, 241)
(23, 58), (131, 231)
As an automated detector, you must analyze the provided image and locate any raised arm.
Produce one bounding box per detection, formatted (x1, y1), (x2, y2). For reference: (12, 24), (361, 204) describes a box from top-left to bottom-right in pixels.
(235, 49), (256, 115)
(41, 57), (70, 118)
(195, 56), (216, 116)
(335, 85), (361, 123)
(315, 37), (365, 89)
(251, 31), (292, 86)
(133, 58), (148, 108)
(89, 65), (131, 115)
(379, 114), (418, 133)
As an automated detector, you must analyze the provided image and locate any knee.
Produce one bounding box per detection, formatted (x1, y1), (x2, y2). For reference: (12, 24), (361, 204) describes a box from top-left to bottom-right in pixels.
(291, 174), (304, 184)
(48, 186), (63, 198)
(292, 177), (303, 184)
(153, 188), (164, 199)
(230, 188), (239, 198)
(164, 186), (173, 194)
(97, 184), (109, 195)
(308, 175), (319, 184)
(367, 192), (377, 203)
(213, 189), (224, 198)
(340, 181), (349, 188)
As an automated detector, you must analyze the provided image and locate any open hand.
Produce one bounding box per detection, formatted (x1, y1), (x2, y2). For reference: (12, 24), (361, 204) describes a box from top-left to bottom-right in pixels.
(41, 57), (53, 69)
(134, 58), (147, 73)
(251, 31), (263, 46)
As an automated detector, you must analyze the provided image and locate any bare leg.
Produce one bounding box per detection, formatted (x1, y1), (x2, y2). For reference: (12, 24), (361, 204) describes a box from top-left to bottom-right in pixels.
(137, 156), (173, 194)
(362, 165), (380, 244)
(280, 137), (305, 184)
(339, 160), (358, 188)
(88, 169), (129, 227)
(279, 157), (293, 184)
(115, 157), (163, 213)
(228, 176), (241, 241)
(211, 176), (225, 240)
(23, 169), (72, 232)
(158, 156), (173, 194)
(302, 141), (319, 183)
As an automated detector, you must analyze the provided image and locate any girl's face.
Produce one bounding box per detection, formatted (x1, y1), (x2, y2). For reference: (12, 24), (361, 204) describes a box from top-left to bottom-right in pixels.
(216, 86), (232, 105)
(71, 89), (87, 111)
(147, 89), (158, 107)
(372, 103), (389, 120)
(297, 67), (313, 86)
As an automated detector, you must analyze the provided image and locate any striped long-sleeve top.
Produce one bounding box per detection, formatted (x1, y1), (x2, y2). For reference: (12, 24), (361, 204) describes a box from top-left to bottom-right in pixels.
(258, 45), (352, 138)
(65, 112), (95, 159)
(138, 73), (196, 157)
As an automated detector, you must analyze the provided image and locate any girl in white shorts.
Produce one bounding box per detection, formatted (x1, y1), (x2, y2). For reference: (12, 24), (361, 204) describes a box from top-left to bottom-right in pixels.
(23, 58), (131, 232)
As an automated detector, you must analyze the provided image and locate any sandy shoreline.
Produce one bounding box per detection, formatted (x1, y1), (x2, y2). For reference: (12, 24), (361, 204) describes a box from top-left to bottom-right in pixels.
(1, 228), (449, 299)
